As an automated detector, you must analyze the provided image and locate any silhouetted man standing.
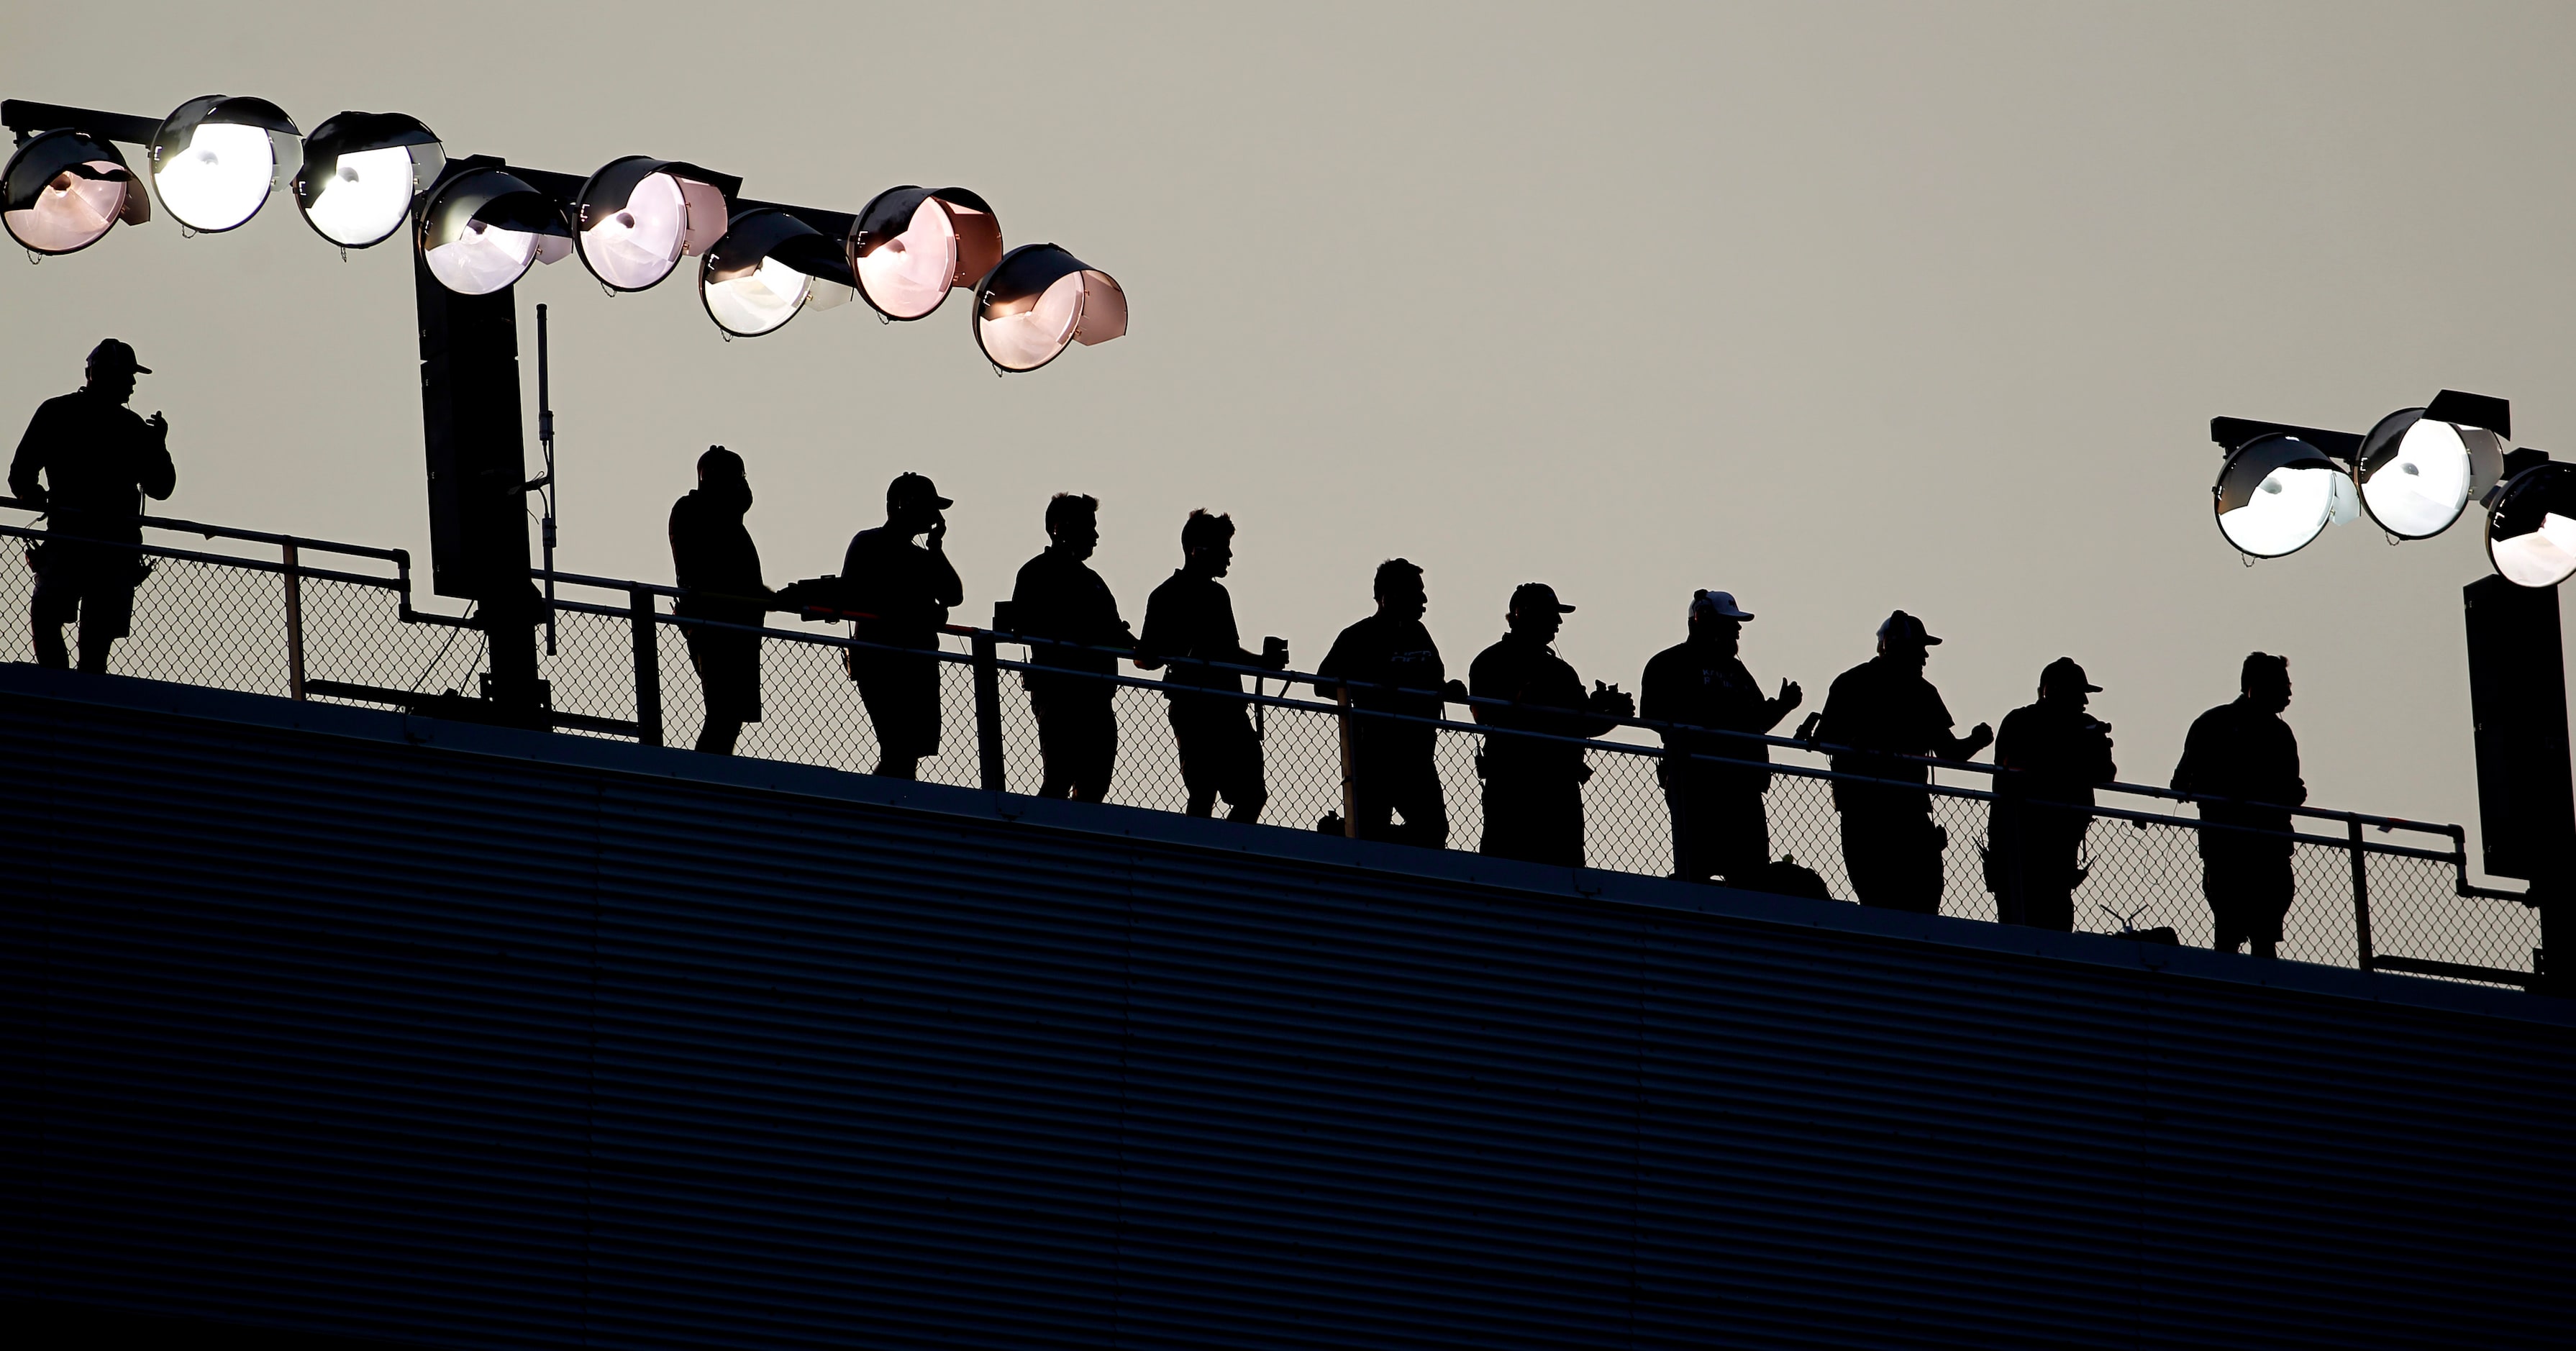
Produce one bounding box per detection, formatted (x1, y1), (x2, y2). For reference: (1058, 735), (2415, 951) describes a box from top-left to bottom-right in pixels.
(2172, 652), (2306, 958)
(1816, 611), (1993, 913)
(1316, 558), (1467, 847)
(840, 472), (963, 779)
(1641, 590), (1801, 885)
(1137, 509), (1286, 821)
(1986, 657), (2116, 930)
(1469, 583), (1630, 868)
(10, 339), (175, 674)
(1012, 492), (1133, 802)
(668, 447), (772, 756)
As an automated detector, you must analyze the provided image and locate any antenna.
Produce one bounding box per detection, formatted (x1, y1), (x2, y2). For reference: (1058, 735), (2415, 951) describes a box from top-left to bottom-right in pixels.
(535, 301), (557, 655)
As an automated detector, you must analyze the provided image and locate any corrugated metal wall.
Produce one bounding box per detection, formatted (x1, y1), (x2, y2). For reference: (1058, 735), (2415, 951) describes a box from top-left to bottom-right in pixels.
(3, 667), (2569, 1350)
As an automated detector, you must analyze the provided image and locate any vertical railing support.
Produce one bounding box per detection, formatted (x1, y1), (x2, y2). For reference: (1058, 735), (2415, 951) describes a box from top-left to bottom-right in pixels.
(630, 588), (662, 747)
(971, 629), (1006, 792)
(282, 541), (306, 701)
(2349, 818), (2375, 972)
(1336, 688), (1359, 839)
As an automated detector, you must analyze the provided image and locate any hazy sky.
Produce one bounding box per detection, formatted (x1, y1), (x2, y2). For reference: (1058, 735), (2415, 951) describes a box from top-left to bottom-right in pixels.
(6, 2), (2572, 879)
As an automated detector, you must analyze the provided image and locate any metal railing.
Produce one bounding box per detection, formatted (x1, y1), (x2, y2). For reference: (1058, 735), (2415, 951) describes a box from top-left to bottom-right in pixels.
(0, 501), (2543, 989)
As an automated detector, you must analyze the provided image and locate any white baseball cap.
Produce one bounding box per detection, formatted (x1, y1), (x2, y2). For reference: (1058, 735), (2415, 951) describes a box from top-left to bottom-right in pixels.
(1691, 589), (1754, 621)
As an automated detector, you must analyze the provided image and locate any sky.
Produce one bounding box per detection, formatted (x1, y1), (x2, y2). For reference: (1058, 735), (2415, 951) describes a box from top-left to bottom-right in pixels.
(4, 1), (2572, 881)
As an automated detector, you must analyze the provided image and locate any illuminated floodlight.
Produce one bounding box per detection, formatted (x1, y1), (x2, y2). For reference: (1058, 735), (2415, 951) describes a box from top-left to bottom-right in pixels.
(295, 112), (442, 249)
(3, 129), (148, 255)
(419, 166), (567, 295)
(2486, 460), (2576, 588)
(2213, 432), (2357, 558)
(847, 186), (1002, 320)
(2354, 391), (2508, 540)
(575, 156), (733, 292)
(971, 243), (1127, 373)
(698, 208), (855, 337)
(149, 95), (301, 233)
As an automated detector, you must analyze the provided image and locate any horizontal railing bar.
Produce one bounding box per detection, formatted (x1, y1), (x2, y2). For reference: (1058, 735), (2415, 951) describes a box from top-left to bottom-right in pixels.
(1, 496), (408, 565)
(2369, 955), (2538, 988)
(0, 523), (403, 590)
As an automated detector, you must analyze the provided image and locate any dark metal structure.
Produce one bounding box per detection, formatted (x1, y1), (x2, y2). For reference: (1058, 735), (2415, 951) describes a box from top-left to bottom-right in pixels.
(3, 666), (2570, 1350)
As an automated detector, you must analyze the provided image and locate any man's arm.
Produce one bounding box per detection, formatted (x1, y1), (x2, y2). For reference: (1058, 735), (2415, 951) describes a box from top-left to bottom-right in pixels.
(927, 546), (964, 609)
(140, 415), (175, 501)
(9, 403), (53, 506)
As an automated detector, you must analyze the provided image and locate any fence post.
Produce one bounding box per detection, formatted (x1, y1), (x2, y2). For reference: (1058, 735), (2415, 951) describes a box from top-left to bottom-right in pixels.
(281, 541), (306, 701)
(1336, 688), (1359, 839)
(2349, 818), (2375, 973)
(971, 629), (1006, 791)
(629, 588), (662, 747)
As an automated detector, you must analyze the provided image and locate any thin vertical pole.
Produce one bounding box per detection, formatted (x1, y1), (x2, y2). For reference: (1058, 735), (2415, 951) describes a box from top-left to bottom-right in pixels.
(282, 540), (306, 701)
(1336, 688), (1359, 839)
(630, 588), (661, 747)
(2349, 818), (2375, 973)
(972, 629), (1006, 792)
(537, 302), (557, 657)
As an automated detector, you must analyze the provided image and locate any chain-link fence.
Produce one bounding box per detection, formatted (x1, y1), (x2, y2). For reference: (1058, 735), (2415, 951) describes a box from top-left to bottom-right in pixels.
(1, 513), (2542, 989)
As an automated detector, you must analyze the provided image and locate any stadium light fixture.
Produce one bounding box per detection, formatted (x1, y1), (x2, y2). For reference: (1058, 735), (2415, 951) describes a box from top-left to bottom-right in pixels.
(294, 112), (442, 250)
(698, 207), (855, 337)
(972, 243), (1127, 373)
(847, 186), (1001, 321)
(148, 94), (301, 234)
(2, 128), (147, 255)
(2354, 391), (2510, 541)
(2212, 431), (2357, 558)
(574, 156), (735, 292)
(419, 164), (569, 296)
(2486, 458), (2576, 589)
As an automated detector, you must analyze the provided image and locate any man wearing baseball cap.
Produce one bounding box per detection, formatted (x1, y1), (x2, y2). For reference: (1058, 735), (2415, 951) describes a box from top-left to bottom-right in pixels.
(1467, 581), (1632, 868)
(837, 471), (963, 778)
(9, 339), (176, 673)
(1640, 590), (1803, 886)
(1813, 610), (1993, 912)
(1985, 657), (2117, 930)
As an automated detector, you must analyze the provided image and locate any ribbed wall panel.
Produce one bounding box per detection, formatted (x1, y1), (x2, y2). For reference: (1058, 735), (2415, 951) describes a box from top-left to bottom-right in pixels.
(2, 668), (2568, 1350)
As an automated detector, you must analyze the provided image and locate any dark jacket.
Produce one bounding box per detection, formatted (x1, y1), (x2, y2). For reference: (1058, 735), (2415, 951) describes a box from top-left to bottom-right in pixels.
(1993, 701), (2116, 812)
(1640, 640), (1786, 793)
(1816, 655), (1957, 812)
(839, 527), (962, 651)
(9, 388), (176, 543)
(1316, 613), (1446, 750)
(668, 486), (769, 626)
(1138, 570), (1250, 696)
(1468, 635), (1618, 781)
(2172, 699), (2304, 856)
(1011, 549), (1129, 687)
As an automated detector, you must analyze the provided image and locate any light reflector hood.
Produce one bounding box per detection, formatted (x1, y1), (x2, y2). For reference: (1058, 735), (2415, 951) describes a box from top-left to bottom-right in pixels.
(848, 186), (1002, 320)
(295, 111), (442, 249)
(2487, 460), (2576, 588)
(3, 129), (146, 255)
(419, 165), (565, 295)
(973, 243), (1127, 373)
(150, 94), (301, 233)
(575, 156), (735, 292)
(699, 208), (855, 337)
(2355, 400), (2505, 540)
(2213, 432), (2356, 558)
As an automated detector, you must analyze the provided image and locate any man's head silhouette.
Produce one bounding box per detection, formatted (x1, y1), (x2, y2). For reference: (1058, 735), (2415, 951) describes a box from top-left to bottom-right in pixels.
(886, 471), (950, 536)
(1875, 610), (1940, 669)
(2242, 651), (2292, 714)
(1180, 509), (1234, 577)
(2038, 656), (2099, 709)
(1507, 581), (1572, 643)
(698, 445), (750, 510)
(1689, 589), (1753, 655)
(85, 337), (147, 404)
(1047, 493), (1100, 560)
(1375, 558), (1426, 622)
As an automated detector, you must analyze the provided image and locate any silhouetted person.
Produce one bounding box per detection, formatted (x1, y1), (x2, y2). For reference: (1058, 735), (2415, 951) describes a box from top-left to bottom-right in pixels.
(1986, 658), (2116, 931)
(840, 473), (963, 779)
(1316, 558), (1467, 847)
(1137, 509), (1285, 821)
(1641, 590), (1802, 884)
(1816, 611), (1993, 913)
(1012, 492), (1133, 802)
(668, 447), (773, 755)
(10, 339), (174, 674)
(2172, 652), (2306, 958)
(1469, 583), (1631, 868)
